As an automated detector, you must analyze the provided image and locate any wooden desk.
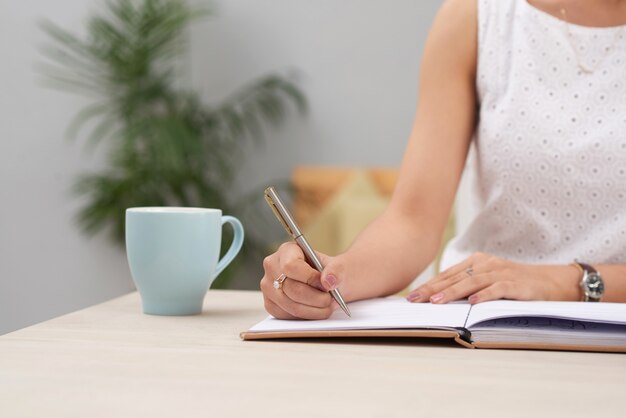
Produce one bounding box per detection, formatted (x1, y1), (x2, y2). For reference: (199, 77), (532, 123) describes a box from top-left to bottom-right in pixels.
(0, 290), (624, 417)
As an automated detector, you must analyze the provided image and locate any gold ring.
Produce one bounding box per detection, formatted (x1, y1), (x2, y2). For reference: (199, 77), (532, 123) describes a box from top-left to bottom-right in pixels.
(273, 273), (287, 290)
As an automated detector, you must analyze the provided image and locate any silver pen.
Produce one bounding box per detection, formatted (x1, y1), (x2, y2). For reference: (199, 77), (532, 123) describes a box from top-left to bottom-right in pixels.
(264, 186), (351, 317)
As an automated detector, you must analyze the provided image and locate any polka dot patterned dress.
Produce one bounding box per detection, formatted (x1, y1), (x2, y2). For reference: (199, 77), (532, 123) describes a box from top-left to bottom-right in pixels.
(441, 0), (626, 268)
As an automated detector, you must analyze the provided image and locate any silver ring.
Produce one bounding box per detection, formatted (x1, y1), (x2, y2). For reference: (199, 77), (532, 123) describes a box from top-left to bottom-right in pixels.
(273, 273), (287, 290)
(465, 267), (473, 277)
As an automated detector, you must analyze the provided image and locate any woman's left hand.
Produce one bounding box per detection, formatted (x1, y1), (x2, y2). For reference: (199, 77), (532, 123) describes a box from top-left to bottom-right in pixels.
(407, 252), (582, 304)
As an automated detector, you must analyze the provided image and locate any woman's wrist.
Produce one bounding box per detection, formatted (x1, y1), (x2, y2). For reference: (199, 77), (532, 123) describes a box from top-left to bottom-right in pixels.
(541, 264), (582, 301)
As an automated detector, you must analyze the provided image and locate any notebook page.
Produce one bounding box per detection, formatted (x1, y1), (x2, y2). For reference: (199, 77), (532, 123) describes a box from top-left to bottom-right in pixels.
(248, 297), (471, 333)
(466, 300), (626, 329)
(468, 317), (626, 347)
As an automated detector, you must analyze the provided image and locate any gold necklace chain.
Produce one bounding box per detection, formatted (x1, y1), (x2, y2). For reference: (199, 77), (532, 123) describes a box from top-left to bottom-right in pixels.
(559, 5), (624, 74)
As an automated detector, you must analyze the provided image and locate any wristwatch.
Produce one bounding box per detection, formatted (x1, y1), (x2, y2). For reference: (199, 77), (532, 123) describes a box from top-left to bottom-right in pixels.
(574, 263), (605, 302)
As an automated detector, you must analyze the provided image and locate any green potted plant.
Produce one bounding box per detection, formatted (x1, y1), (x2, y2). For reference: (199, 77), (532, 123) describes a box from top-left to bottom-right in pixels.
(39, 0), (305, 287)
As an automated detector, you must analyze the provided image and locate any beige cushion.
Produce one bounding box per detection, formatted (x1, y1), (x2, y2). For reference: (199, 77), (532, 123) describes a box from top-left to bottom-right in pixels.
(303, 170), (389, 256)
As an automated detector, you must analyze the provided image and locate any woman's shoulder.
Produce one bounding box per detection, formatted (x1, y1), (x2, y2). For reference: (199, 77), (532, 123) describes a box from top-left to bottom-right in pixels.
(427, 0), (478, 76)
(435, 0), (518, 26)
(436, 0), (477, 27)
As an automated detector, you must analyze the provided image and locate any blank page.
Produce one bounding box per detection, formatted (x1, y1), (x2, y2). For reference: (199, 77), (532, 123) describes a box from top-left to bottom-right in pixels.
(248, 297), (471, 333)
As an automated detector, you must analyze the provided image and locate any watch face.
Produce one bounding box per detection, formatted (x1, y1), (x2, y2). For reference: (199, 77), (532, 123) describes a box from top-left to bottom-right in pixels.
(584, 272), (605, 299)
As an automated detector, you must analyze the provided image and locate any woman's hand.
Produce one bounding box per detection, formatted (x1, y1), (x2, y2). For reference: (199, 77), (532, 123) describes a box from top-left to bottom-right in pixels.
(260, 242), (342, 319)
(407, 252), (582, 304)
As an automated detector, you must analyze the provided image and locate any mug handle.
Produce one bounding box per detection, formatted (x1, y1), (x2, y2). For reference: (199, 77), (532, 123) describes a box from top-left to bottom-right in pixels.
(214, 216), (245, 278)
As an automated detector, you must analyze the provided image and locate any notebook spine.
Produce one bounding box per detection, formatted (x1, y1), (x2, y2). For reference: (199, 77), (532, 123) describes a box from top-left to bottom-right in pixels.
(455, 327), (472, 344)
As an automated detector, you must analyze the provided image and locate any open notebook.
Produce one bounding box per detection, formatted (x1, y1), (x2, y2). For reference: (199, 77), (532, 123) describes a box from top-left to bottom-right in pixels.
(241, 298), (626, 353)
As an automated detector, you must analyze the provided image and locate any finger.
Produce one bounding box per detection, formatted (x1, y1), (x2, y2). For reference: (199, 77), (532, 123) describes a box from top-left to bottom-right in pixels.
(429, 273), (495, 303)
(409, 253), (501, 302)
(263, 297), (297, 320)
(261, 276), (334, 319)
(430, 255), (476, 283)
(320, 259), (346, 291)
(262, 277), (335, 320)
(282, 278), (333, 308)
(408, 272), (468, 302)
(469, 280), (534, 304)
(278, 243), (323, 289)
(262, 251), (282, 284)
(276, 293), (335, 320)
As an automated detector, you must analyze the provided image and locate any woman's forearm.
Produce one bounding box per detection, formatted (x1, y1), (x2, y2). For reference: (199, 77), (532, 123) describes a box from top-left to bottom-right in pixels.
(339, 208), (441, 301)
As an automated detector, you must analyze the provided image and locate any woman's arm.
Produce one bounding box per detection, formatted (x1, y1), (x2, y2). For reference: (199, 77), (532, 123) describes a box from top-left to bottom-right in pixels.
(259, 0), (479, 319)
(330, 0), (479, 301)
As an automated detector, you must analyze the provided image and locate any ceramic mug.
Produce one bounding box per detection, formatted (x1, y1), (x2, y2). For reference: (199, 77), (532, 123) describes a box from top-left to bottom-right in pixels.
(125, 207), (244, 315)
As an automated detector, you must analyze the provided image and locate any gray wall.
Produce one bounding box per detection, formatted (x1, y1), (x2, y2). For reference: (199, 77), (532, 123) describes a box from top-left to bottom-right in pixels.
(189, 0), (442, 196)
(0, 0), (443, 334)
(0, 0), (135, 335)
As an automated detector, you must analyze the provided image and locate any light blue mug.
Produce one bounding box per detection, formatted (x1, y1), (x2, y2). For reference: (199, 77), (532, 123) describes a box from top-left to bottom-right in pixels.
(125, 207), (244, 315)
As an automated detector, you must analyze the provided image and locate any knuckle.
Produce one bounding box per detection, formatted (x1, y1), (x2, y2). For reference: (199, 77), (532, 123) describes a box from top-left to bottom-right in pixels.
(482, 256), (494, 268)
(489, 256), (504, 268)
(282, 259), (300, 276)
(260, 277), (274, 293)
(472, 252), (486, 260)
(262, 255), (274, 271)
(279, 242), (298, 253)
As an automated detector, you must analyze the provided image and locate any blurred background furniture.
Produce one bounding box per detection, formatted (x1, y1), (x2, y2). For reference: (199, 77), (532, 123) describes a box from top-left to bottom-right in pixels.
(292, 166), (398, 228)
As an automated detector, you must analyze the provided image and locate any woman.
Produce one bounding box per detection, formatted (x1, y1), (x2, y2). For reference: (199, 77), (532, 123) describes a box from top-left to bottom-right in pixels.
(260, 0), (626, 319)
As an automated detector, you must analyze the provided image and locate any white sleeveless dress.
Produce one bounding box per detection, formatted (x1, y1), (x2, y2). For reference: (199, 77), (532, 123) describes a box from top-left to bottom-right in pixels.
(441, 0), (626, 269)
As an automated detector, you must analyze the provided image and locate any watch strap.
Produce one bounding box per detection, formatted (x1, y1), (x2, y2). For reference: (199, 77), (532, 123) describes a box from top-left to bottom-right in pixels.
(577, 262), (597, 274)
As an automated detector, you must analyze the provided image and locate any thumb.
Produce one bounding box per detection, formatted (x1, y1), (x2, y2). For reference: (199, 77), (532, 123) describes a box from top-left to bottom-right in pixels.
(319, 255), (344, 292)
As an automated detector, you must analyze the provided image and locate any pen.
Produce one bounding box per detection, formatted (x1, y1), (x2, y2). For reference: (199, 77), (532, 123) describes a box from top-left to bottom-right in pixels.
(264, 186), (351, 317)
